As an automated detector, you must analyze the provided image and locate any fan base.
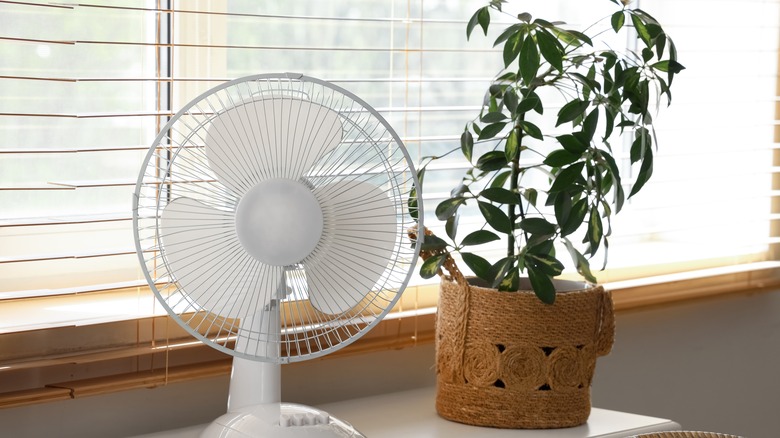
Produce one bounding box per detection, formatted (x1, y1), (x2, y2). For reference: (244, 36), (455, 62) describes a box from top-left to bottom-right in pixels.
(200, 402), (366, 438)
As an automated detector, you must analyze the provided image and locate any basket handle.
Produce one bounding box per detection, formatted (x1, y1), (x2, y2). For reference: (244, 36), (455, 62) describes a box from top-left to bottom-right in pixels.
(596, 289), (615, 356)
(407, 225), (469, 289)
(409, 226), (472, 382)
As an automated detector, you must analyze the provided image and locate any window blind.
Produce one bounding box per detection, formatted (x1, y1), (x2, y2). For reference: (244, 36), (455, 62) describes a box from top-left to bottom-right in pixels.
(1, 0), (779, 331)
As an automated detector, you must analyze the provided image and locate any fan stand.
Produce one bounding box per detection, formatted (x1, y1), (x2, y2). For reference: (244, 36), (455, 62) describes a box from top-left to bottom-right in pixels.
(199, 292), (365, 437)
(135, 74), (421, 438)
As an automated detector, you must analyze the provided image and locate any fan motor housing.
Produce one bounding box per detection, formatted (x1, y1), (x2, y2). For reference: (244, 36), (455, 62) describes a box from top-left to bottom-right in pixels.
(235, 178), (323, 266)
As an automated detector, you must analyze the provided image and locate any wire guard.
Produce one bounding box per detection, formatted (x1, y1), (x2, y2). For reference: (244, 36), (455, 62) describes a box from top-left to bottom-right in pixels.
(133, 74), (422, 363)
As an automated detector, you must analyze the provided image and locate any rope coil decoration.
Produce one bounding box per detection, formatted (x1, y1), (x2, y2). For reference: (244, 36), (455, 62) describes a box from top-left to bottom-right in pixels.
(409, 226), (615, 429)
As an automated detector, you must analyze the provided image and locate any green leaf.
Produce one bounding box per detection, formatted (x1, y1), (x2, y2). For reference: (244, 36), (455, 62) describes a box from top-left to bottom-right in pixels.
(466, 9), (480, 40)
(656, 32), (667, 60)
(611, 11), (625, 32)
(493, 23), (524, 47)
(548, 162), (585, 194)
(460, 130), (474, 162)
(481, 187), (520, 204)
(604, 107), (616, 140)
(476, 150), (508, 172)
(560, 198), (588, 237)
(527, 265), (556, 304)
(569, 72), (600, 93)
(445, 213), (459, 240)
(478, 122), (507, 140)
(408, 187), (419, 221)
(630, 129), (651, 164)
(582, 109), (599, 142)
(527, 252), (565, 276)
(518, 120), (543, 140)
(479, 201), (512, 233)
(645, 23), (663, 39)
(532, 18), (555, 27)
(600, 150), (625, 212)
(416, 165), (426, 184)
(420, 234), (448, 251)
(450, 183), (470, 198)
(489, 257), (514, 288)
(504, 88), (519, 114)
(435, 197), (465, 220)
(420, 254), (446, 279)
(652, 60), (685, 74)
(563, 239), (598, 283)
(556, 134), (587, 154)
(630, 13), (651, 47)
(556, 99), (589, 127)
(601, 51), (617, 70)
(536, 29), (563, 72)
(498, 267), (520, 291)
(461, 252), (491, 281)
(554, 192), (571, 227)
(641, 47), (654, 62)
(549, 27), (579, 47)
(523, 188), (538, 206)
(633, 8), (660, 25)
(477, 7), (491, 36)
(505, 129), (519, 161)
(408, 167), (423, 221)
(628, 146), (654, 198)
(519, 34), (540, 85)
(543, 149), (580, 167)
(481, 112), (507, 123)
(516, 93), (541, 114)
(488, 83), (505, 98)
(567, 30), (593, 46)
(519, 217), (556, 235)
(461, 229), (501, 246)
(503, 32), (523, 67)
(587, 207), (603, 255)
(669, 37), (678, 62)
(496, 71), (518, 82)
(530, 238), (554, 256)
(490, 170), (512, 188)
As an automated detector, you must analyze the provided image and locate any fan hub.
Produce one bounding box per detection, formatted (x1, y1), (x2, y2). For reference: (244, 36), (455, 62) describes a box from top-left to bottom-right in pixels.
(235, 178), (323, 266)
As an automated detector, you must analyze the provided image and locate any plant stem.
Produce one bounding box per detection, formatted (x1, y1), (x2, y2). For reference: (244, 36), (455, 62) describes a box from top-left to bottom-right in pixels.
(508, 116), (524, 258)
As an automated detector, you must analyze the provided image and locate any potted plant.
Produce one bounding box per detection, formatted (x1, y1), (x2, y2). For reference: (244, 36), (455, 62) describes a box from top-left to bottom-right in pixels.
(409, 0), (683, 429)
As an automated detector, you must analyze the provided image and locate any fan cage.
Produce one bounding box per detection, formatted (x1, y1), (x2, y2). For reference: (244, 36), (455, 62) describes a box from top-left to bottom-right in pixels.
(133, 73), (423, 363)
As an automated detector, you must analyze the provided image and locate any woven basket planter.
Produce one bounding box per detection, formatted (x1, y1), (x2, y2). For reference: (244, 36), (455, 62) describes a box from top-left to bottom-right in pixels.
(435, 275), (614, 429)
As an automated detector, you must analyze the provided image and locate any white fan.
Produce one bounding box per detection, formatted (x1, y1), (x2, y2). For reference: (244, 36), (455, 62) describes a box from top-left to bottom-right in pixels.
(133, 73), (422, 437)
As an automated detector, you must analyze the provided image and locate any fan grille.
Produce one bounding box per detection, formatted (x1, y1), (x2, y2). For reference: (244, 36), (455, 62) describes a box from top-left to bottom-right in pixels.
(133, 74), (422, 363)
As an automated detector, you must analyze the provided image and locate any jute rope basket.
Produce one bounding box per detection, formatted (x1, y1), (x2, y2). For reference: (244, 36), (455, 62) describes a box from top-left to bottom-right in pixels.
(410, 227), (614, 429)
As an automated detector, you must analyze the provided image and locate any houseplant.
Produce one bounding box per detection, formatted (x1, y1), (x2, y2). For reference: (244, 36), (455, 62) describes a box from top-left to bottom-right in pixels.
(410, 0), (683, 429)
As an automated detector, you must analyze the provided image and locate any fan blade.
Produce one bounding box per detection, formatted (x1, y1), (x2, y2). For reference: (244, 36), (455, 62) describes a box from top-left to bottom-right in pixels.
(306, 180), (397, 315)
(160, 197), (279, 318)
(204, 97), (343, 195)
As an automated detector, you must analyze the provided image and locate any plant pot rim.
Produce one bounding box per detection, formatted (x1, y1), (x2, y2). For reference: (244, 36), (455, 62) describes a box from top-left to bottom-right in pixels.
(459, 276), (594, 293)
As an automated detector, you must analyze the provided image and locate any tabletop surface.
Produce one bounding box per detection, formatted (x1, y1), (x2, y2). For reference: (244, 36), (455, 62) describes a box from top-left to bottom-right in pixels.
(132, 386), (680, 438)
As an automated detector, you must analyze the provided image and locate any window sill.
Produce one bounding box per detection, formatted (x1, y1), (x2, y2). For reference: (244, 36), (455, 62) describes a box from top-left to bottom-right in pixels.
(1, 261), (779, 410)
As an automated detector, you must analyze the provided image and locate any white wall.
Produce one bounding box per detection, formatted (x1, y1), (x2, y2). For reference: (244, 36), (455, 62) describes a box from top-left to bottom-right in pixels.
(1, 290), (778, 438)
(592, 289), (780, 438)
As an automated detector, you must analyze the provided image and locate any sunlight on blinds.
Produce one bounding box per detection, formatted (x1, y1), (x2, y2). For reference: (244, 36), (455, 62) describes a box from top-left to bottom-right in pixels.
(0, 0), (779, 331)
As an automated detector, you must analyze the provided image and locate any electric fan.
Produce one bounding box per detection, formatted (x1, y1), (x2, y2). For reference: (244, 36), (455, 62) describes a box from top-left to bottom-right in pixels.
(133, 73), (422, 437)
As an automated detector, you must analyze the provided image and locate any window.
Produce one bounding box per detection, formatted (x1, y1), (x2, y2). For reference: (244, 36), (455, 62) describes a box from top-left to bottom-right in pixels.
(0, 2), (158, 300)
(1, 0), (779, 405)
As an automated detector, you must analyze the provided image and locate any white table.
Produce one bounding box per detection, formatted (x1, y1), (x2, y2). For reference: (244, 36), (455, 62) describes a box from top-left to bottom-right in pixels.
(133, 386), (680, 438)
